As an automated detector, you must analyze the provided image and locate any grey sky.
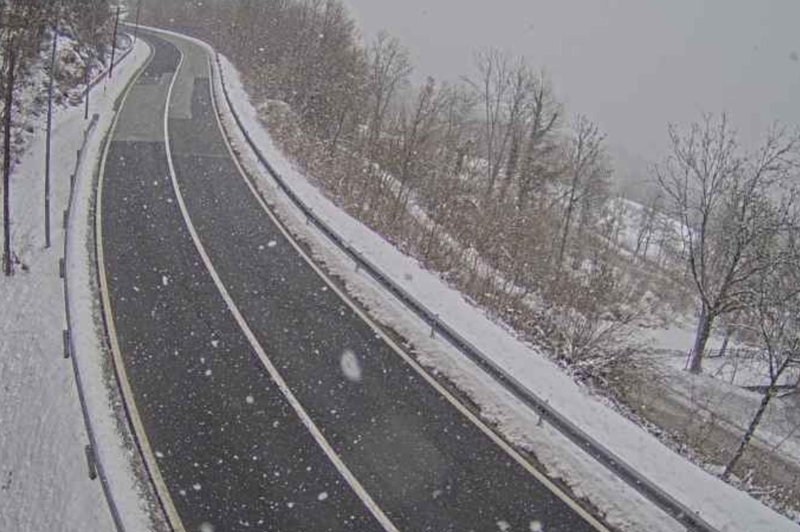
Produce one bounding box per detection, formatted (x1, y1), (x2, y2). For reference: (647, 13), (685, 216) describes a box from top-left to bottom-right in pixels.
(342, 0), (800, 187)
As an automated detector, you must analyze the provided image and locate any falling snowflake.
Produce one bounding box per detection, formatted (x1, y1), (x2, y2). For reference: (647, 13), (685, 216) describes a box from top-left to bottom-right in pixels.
(340, 349), (362, 382)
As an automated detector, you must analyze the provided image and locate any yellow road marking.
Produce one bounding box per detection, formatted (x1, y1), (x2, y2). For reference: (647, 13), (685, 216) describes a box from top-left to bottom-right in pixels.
(95, 37), (187, 532)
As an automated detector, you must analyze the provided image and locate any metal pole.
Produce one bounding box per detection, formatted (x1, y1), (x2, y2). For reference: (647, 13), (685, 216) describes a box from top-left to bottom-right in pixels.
(109, 6), (120, 79)
(45, 26), (57, 249)
(3, 40), (16, 276)
(134, 0), (142, 44)
(83, 52), (89, 120)
(84, 7), (95, 120)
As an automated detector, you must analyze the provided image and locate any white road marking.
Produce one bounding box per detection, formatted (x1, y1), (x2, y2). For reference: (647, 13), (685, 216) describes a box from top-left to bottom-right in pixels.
(95, 38), (187, 532)
(161, 38), (399, 532)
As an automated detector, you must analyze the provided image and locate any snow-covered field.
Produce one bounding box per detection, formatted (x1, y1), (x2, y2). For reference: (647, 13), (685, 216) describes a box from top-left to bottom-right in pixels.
(207, 40), (800, 532)
(0, 38), (155, 532)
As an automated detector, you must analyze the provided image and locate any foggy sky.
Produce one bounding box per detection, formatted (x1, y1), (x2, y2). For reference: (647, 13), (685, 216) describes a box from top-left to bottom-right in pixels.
(342, 0), (800, 190)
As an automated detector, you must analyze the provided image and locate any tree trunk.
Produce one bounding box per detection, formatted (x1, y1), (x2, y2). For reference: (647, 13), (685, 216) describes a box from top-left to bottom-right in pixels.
(718, 328), (732, 359)
(722, 362), (788, 479)
(557, 187), (578, 268)
(687, 305), (713, 373)
(3, 40), (16, 277)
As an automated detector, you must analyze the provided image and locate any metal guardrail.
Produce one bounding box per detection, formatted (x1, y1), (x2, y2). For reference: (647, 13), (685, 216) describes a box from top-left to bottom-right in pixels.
(62, 112), (126, 532)
(211, 52), (718, 532)
(61, 35), (140, 532)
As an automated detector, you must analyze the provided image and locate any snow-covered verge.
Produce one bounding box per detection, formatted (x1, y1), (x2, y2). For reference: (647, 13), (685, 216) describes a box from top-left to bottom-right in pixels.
(0, 38), (158, 531)
(207, 44), (800, 532)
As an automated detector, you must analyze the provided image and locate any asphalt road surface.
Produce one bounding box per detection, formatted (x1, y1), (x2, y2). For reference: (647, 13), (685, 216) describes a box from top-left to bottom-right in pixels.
(98, 31), (606, 532)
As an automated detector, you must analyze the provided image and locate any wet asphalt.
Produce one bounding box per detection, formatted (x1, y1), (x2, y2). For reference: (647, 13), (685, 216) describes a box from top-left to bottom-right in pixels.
(99, 32), (600, 532)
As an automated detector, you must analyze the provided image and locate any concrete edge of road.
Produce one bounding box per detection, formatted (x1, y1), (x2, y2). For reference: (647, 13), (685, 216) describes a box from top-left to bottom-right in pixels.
(92, 36), (186, 532)
(160, 25), (720, 532)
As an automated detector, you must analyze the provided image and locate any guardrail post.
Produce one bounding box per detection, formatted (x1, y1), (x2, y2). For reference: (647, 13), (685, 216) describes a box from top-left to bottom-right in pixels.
(538, 400), (548, 426)
(59, 257), (65, 279)
(84, 444), (98, 480)
(62, 330), (71, 359)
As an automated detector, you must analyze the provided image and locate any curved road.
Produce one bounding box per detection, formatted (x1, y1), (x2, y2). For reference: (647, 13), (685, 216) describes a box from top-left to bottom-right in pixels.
(98, 31), (607, 532)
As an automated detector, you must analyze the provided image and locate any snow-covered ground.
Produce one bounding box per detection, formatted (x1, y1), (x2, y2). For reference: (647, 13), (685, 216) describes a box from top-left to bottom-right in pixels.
(205, 40), (800, 532)
(0, 38), (156, 532)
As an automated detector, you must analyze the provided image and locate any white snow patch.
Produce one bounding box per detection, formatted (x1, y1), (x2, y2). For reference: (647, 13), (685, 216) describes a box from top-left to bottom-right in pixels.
(339, 349), (362, 382)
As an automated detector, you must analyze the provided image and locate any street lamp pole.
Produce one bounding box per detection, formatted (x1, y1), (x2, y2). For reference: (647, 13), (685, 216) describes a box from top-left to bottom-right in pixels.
(109, 6), (120, 79)
(44, 23), (57, 249)
(134, 0), (142, 44)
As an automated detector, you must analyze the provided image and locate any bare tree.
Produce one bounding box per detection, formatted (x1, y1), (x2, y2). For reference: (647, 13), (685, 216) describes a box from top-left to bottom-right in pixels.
(723, 232), (800, 479)
(556, 115), (607, 268)
(364, 31), (411, 156)
(656, 114), (800, 373)
(467, 50), (538, 200)
(386, 76), (446, 225)
(517, 74), (561, 211)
